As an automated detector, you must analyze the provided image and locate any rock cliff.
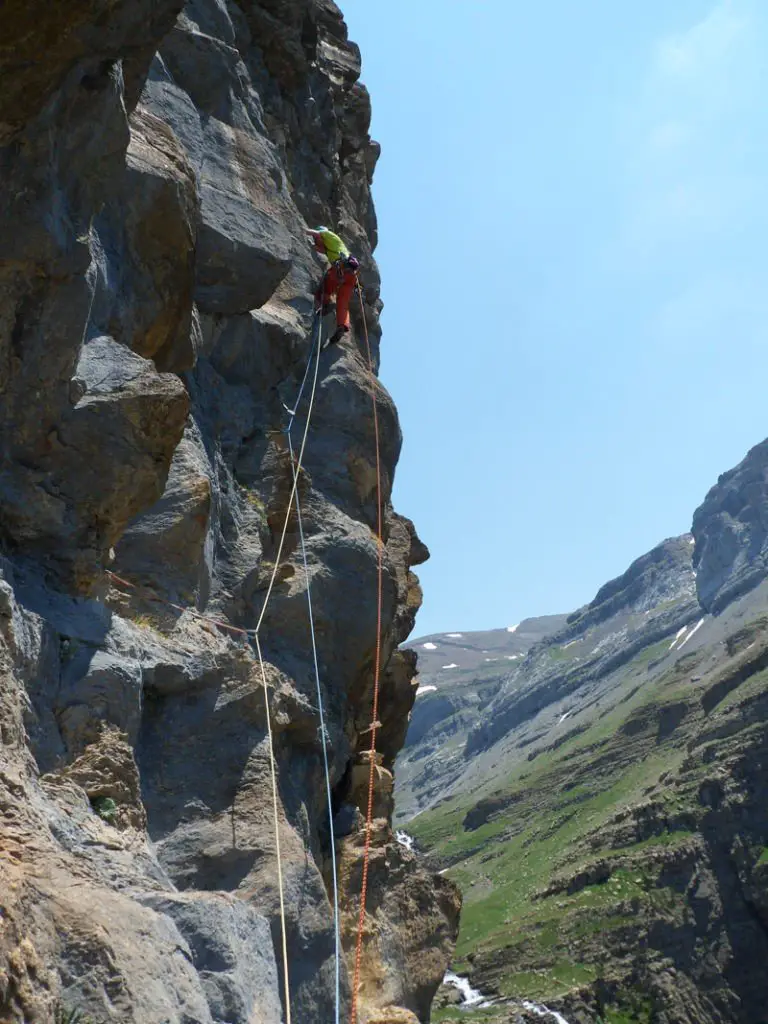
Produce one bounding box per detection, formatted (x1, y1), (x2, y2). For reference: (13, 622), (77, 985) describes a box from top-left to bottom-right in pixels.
(0, 3), (459, 1022)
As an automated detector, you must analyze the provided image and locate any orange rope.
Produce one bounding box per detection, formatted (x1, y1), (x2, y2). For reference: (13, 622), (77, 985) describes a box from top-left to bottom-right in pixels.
(350, 283), (385, 1024)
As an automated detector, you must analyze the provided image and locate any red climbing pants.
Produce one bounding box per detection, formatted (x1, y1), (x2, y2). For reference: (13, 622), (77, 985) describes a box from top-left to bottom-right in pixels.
(320, 265), (357, 328)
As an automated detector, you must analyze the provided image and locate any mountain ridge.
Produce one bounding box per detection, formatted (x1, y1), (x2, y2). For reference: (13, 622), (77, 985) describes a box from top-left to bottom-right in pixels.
(400, 437), (768, 1024)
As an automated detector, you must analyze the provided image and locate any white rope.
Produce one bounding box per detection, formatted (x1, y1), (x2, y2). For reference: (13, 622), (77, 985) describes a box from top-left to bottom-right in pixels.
(247, 311), (324, 1024)
(254, 631), (293, 1024)
(254, 314), (323, 634)
(287, 422), (341, 1024)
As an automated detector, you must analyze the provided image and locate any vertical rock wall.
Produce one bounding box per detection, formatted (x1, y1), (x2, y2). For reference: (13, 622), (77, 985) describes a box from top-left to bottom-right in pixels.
(0, 2), (459, 1022)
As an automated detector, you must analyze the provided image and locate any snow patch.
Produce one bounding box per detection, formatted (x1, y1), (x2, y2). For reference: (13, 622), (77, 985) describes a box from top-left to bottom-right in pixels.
(558, 712), (571, 725)
(442, 663), (459, 669)
(689, 537), (695, 545)
(507, 623), (519, 633)
(446, 633), (463, 638)
(669, 624), (690, 651)
(506, 654), (522, 661)
(563, 639), (579, 649)
(415, 685), (437, 696)
(677, 617), (705, 651)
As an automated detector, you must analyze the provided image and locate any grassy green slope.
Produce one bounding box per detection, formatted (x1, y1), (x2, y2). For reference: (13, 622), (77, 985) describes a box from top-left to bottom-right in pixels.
(411, 616), (768, 1023)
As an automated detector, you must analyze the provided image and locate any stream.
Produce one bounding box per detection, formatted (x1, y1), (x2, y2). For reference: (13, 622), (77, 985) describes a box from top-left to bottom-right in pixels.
(395, 829), (415, 852)
(443, 971), (491, 1008)
(403, 834), (573, 1024)
(521, 999), (573, 1024)
(442, 972), (573, 1024)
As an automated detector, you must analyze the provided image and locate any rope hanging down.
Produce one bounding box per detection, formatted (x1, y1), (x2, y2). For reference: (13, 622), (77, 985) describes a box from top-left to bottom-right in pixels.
(106, 296), (381, 1024)
(103, 319), (326, 644)
(253, 631), (292, 1024)
(113, 313), (328, 1024)
(350, 283), (386, 1024)
(286, 424), (342, 1024)
(248, 311), (325, 1024)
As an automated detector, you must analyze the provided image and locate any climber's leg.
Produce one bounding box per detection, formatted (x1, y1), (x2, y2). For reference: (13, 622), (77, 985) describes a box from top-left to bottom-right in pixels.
(318, 269), (337, 313)
(335, 271), (356, 330)
(324, 274), (356, 348)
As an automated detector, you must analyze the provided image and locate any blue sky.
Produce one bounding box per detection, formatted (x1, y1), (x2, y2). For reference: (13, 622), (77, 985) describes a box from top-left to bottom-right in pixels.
(343, 0), (768, 637)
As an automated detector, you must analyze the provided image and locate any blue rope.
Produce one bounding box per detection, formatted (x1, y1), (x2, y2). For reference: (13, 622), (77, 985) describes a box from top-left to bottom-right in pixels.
(286, 313), (341, 1024)
(283, 312), (321, 422)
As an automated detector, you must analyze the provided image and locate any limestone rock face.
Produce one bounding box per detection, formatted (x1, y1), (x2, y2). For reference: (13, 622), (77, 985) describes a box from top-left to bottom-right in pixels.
(339, 828), (462, 1022)
(0, 3), (457, 1023)
(693, 438), (768, 613)
(465, 536), (699, 758)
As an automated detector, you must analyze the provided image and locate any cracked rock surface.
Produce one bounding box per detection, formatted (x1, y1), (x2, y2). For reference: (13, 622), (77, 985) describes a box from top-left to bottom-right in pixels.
(0, 2), (459, 1021)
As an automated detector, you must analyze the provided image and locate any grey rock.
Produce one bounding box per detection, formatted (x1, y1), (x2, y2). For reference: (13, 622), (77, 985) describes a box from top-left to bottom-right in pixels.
(0, 2), (454, 1024)
(58, 650), (143, 753)
(465, 536), (699, 757)
(104, 104), (200, 372)
(195, 181), (294, 313)
(139, 893), (282, 1024)
(114, 422), (215, 606)
(693, 437), (768, 613)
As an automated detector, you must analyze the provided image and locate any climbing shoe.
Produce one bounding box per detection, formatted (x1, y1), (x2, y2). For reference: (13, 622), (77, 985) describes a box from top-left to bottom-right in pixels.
(323, 325), (349, 349)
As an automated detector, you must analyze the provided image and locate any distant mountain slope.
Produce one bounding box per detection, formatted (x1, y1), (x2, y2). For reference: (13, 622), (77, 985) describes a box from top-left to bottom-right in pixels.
(396, 534), (699, 825)
(395, 617), (568, 820)
(409, 619), (569, 677)
(402, 437), (768, 1024)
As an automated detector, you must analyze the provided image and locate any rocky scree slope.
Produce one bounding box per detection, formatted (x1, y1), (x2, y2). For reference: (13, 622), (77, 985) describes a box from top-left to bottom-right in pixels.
(0, 3), (459, 1023)
(405, 439), (768, 1024)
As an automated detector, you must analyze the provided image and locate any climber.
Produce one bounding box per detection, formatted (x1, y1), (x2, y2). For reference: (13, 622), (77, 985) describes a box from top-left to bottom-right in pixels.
(308, 226), (360, 348)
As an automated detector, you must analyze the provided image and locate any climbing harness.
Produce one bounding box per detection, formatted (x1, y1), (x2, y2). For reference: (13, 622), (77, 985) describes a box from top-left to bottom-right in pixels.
(333, 254), (360, 278)
(350, 282), (385, 1024)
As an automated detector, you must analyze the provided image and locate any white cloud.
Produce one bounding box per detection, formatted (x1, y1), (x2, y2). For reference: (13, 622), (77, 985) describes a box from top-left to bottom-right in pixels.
(653, 2), (749, 84)
(623, 0), (765, 253)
